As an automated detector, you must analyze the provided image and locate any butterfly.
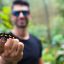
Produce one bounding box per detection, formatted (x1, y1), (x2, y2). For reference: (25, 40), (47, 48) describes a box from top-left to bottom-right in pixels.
(0, 33), (15, 41)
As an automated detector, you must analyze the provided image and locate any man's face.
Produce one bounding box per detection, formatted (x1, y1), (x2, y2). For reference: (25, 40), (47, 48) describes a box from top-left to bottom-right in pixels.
(11, 5), (30, 28)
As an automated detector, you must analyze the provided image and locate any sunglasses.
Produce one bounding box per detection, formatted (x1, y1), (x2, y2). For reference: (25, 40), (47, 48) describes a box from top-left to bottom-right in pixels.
(12, 10), (30, 17)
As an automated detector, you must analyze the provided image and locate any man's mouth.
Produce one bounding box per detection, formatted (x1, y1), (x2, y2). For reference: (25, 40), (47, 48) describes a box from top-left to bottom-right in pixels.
(17, 19), (26, 25)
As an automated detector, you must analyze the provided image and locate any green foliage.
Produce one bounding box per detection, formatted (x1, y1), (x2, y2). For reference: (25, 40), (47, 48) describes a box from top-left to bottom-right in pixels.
(56, 55), (64, 64)
(51, 16), (64, 36)
(0, 6), (12, 32)
(56, 0), (64, 17)
(28, 23), (47, 43)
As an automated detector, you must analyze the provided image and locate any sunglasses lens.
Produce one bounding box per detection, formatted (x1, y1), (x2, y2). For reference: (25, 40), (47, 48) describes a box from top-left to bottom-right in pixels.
(12, 11), (19, 16)
(22, 11), (29, 16)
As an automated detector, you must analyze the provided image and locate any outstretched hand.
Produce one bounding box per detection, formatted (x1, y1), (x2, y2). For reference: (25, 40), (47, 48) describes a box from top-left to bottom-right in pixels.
(0, 38), (24, 63)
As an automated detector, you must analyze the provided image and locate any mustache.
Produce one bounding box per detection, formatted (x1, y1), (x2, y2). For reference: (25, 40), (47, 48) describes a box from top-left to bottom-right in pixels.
(17, 18), (25, 21)
(17, 17), (27, 20)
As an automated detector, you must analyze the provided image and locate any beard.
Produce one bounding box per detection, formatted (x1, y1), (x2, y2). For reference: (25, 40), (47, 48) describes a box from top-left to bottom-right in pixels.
(12, 17), (29, 28)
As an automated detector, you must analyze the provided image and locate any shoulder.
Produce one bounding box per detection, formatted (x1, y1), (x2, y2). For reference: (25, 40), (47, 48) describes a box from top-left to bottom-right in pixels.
(29, 34), (41, 42)
(29, 34), (42, 47)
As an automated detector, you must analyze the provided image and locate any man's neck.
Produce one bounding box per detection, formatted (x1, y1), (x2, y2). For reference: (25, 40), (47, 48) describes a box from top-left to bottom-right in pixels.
(11, 27), (29, 40)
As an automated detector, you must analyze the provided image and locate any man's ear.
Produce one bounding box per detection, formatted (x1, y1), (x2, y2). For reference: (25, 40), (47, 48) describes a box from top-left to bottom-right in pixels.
(11, 15), (16, 21)
(11, 15), (14, 21)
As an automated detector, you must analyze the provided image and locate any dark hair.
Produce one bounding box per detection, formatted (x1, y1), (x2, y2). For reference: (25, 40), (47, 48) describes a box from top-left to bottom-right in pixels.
(12, 0), (29, 8)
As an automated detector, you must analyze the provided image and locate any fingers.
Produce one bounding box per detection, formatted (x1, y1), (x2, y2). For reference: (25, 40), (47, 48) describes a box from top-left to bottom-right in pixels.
(11, 41), (24, 60)
(5, 38), (14, 50)
(17, 42), (24, 60)
(10, 39), (19, 57)
(2, 38), (24, 62)
(10, 39), (24, 57)
(3, 38), (14, 57)
(4, 38), (24, 58)
(17, 42), (24, 55)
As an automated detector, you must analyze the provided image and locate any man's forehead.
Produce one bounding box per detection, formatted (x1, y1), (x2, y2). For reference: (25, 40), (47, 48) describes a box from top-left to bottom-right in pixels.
(12, 5), (29, 11)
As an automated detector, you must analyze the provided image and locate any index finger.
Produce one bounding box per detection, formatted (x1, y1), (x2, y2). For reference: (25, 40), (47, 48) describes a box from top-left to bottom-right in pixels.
(4, 38), (14, 50)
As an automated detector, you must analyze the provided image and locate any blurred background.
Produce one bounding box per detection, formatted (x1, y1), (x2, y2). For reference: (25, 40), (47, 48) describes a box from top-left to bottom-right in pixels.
(0, 0), (64, 64)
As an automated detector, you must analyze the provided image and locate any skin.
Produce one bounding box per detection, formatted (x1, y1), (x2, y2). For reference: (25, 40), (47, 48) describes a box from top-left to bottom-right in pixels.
(0, 38), (24, 64)
(0, 4), (43, 64)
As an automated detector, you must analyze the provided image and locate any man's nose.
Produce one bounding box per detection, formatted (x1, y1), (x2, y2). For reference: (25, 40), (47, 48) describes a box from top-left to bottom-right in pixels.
(18, 12), (24, 18)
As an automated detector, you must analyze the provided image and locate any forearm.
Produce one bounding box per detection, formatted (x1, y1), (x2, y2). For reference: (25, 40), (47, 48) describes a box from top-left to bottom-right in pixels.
(39, 58), (44, 64)
(0, 56), (17, 64)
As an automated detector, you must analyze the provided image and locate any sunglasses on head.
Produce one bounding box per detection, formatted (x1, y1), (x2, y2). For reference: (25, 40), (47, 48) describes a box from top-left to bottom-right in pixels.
(12, 10), (30, 17)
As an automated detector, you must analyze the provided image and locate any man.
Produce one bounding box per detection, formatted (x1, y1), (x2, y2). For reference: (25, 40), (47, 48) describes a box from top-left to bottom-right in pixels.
(0, 0), (43, 64)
